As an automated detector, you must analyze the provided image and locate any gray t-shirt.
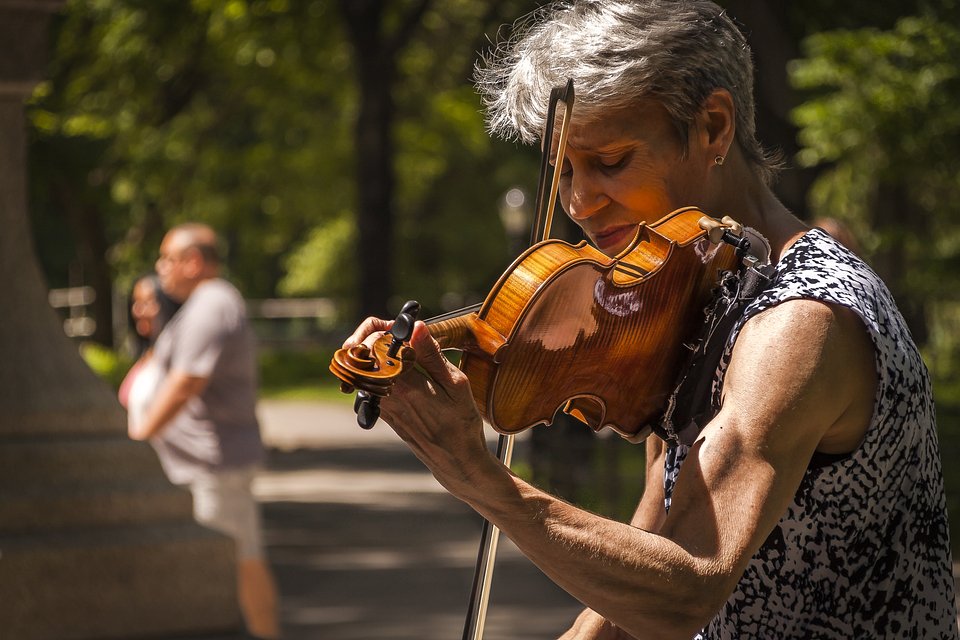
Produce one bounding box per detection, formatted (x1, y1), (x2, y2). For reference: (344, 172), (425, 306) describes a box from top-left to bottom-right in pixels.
(150, 278), (264, 484)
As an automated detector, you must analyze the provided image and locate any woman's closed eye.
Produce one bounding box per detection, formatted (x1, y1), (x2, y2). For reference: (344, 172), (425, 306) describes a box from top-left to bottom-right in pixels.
(552, 150), (628, 178)
(598, 153), (629, 172)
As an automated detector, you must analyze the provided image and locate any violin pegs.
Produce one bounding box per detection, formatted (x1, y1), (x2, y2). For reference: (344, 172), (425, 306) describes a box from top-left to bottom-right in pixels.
(356, 393), (381, 429)
(391, 302), (420, 341)
(353, 392), (364, 414)
(390, 314), (415, 345)
(331, 300), (422, 429)
(399, 300), (421, 318)
(388, 300), (421, 357)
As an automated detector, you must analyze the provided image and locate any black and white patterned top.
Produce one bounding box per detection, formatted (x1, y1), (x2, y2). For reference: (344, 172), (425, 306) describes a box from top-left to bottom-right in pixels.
(663, 229), (958, 638)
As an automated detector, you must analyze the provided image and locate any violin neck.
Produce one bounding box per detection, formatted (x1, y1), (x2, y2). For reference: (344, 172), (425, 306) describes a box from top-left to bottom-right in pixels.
(426, 309), (507, 359)
(428, 314), (478, 350)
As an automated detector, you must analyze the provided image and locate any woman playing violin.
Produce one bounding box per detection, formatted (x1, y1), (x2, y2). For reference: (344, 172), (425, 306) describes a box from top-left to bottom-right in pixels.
(344, 1), (957, 637)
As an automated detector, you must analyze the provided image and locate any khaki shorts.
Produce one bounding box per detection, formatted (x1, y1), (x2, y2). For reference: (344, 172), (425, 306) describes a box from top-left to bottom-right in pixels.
(188, 466), (265, 560)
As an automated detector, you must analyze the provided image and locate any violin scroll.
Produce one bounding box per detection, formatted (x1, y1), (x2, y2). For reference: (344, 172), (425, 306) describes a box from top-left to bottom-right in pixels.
(330, 300), (421, 428)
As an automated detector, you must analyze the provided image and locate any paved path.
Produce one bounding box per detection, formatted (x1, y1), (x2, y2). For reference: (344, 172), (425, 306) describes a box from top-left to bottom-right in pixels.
(256, 399), (960, 638)
(255, 399), (583, 640)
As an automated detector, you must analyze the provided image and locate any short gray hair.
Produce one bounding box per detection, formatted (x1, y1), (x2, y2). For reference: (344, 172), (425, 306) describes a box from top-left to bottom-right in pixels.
(475, 0), (781, 184)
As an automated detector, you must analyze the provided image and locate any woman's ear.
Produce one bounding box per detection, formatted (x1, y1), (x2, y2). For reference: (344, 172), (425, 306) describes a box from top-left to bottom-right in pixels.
(696, 88), (736, 160)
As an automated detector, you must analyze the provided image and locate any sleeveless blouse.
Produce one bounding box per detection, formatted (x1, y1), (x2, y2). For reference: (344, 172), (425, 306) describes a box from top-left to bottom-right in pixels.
(663, 229), (958, 638)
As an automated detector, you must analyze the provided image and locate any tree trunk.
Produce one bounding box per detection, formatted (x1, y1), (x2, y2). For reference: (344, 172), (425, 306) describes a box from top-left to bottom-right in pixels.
(354, 36), (396, 320)
(339, 0), (430, 321)
(338, 1), (395, 320)
(0, 5), (115, 431)
(0, 2), (240, 637)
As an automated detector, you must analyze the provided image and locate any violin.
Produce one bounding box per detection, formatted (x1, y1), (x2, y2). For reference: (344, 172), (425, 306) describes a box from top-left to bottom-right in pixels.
(330, 205), (745, 441)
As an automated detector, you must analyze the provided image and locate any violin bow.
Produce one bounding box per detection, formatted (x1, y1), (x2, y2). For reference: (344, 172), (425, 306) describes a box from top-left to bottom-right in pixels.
(532, 78), (576, 246)
(461, 79), (576, 640)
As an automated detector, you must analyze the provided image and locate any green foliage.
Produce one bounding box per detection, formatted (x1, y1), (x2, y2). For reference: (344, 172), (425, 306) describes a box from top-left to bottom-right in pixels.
(31, 0), (358, 298)
(279, 211), (356, 298)
(30, 0), (542, 329)
(792, 18), (960, 164)
(79, 341), (132, 390)
(791, 17), (960, 230)
(928, 302), (960, 391)
(789, 15), (960, 358)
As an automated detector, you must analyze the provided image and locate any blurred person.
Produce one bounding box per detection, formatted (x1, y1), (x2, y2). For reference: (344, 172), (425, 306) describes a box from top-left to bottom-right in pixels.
(131, 223), (280, 640)
(118, 274), (181, 428)
(342, 1), (957, 638)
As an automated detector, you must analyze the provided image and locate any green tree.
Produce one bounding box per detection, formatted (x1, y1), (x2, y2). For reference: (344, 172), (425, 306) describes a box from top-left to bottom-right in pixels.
(31, 0), (357, 340)
(790, 13), (960, 358)
(30, 0), (540, 346)
(718, 1), (935, 222)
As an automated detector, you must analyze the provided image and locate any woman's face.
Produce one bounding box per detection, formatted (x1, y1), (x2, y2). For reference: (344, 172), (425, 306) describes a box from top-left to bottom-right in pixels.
(554, 100), (712, 256)
(131, 280), (161, 340)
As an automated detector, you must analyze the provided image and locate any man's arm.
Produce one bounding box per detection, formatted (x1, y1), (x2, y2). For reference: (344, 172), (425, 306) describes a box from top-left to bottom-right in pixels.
(350, 298), (876, 638)
(129, 370), (208, 440)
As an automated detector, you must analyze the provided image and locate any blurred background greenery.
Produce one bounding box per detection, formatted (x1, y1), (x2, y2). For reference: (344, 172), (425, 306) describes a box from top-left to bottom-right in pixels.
(29, 0), (960, 536)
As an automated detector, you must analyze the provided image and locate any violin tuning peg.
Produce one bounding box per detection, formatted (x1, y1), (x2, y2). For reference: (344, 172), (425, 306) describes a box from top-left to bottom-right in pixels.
(390, 314), (415, 343)
(388, 300), (421, 356)
(400, 300), (421, 317)
(356, 393), (381, 429)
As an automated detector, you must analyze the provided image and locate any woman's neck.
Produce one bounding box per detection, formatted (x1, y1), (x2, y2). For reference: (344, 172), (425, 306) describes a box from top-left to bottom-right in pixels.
(714, 158), (808, 263)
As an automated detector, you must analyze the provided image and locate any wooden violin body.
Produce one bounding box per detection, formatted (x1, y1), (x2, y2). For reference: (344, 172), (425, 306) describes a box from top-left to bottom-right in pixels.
(331, 206), (740, 441)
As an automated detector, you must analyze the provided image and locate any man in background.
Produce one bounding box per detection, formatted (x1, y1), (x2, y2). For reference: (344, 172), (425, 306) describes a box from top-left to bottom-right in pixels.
(131, 222), (281, 640)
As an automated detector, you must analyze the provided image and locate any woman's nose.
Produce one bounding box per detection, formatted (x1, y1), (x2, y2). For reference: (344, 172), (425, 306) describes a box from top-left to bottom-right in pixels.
(565, 171), (609, 221)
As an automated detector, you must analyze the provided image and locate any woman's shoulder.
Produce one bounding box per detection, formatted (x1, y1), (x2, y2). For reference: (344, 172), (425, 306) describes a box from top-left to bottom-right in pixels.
(756, 228), (888, 317)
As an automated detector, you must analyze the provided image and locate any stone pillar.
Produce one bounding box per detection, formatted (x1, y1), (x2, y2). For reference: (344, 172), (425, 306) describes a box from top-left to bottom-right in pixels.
(0, 2), (242, 638)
